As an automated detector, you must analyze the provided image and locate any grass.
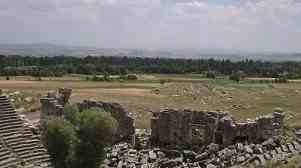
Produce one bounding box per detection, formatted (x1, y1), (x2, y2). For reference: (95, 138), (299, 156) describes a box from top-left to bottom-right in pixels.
(1, 74), (301, 129)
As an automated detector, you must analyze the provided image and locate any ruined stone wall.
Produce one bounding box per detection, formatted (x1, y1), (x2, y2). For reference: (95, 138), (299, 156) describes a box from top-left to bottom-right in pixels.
(40, 96), (64, 127)
(77, 100), (135, 142)
(151, 109), (285, 148)
(40, 88), (71, 127)
(151, 109), (227, 147)
(40, 89), (135, 142)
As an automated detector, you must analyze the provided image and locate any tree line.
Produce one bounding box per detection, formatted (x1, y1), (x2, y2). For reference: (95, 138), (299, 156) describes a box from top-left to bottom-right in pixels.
(1, 55), (301, 79)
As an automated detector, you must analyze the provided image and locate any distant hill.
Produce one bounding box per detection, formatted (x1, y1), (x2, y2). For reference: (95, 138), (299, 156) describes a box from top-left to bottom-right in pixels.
(0, 43), (301, 61)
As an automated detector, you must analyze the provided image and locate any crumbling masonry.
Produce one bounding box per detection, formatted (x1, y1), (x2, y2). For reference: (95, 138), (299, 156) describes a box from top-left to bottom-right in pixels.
(40, 89), (134, 142)
(151, 109), (285, 147)
(40, 88), (72, 127)
(40, 88), (285, 148)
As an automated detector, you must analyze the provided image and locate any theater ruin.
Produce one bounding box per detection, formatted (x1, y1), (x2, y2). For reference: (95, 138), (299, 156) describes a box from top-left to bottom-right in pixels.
(0, 87), (299, 168)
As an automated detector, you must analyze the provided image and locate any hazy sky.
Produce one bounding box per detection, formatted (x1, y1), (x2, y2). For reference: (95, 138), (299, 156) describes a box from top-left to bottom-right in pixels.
(0, 0), (300, 52)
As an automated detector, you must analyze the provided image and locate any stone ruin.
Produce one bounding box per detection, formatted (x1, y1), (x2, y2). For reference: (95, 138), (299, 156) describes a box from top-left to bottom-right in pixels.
(151, 109), (285, 148)
(38, 88), (301, 167)
(40, 88), (72, 127)
(77, 100), (135, 142)
(103, 109), (301, 168)
(40, 88), (286, 149)
(40, 88), (134, 142)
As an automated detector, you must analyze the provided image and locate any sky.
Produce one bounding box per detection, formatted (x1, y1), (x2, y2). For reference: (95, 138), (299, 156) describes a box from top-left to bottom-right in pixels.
(0, 0), (301, 52)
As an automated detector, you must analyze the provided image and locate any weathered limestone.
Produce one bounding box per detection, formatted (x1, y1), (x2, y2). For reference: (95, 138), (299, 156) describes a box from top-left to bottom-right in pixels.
(40, 88), (68, 127)
(40, 88), (134, 142)
(77, 100), (135, 142)
(151, 109), (285, 148)
(103, 128), (301, 168)
(58, 88), (72, 106)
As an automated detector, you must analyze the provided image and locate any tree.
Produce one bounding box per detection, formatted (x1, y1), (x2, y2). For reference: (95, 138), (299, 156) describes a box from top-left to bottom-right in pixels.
(74, 108), (117, 168)
(119, 67), (128, 76)
(275, 76), (288, 83)
(127, 74), (138, 80)
(229, 73), (240, 82)
(44, 119), (77, 168)
(229, 71), (244, 82)
(103, 71), (110, 81)
(63, 104), (80, 125)
(160, 79), (166, 85)
(205, 71), (216, 79)
(44, 107), (117, 168)
(91, 75), (104, 81)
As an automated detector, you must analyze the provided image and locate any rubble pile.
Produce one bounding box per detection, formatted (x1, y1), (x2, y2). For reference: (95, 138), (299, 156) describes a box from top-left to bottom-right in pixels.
(103, 129), (301, 168)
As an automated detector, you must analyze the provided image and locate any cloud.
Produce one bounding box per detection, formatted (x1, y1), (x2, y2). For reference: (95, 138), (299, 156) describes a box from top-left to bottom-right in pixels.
(0, 0), (300, 52)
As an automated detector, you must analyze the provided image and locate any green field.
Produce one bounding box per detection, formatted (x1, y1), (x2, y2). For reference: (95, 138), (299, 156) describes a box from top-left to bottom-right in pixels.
(1, 74), (301, 129)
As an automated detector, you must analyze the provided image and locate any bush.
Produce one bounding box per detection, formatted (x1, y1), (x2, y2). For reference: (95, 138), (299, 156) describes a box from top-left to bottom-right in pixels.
(205, 71), (216, 79)
(74, 108), (117, 168)
(44, 119), (77, 168)
(274, 77), (288, 83)
(127, 74), (138, 80)
(91, 75), (104, 81)
(63, 105), (80, 125)
(44, 107), (117, 168)
(229, 73), (241, 82)
(160, 79), (166, 85)
(119, 75), (127, 80)
(103, 72), (110, 81)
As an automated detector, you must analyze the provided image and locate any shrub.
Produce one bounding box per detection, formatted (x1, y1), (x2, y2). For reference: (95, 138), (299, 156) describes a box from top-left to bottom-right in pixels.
(160, 79), (166, 85)
(205, 71), (216, 79)
(63, 105), (80, 125)
(44, 119), (77, 168)
(91, 75), (104, 81)
(229, 73), (241, 82)
(127, 74), (138, 80)
(274, 77), (288, 83)
(119, 75), (127, 80)
(44, 107), (118, 168)
(74, 108), (117, 168)
(103, 72), (110, 81)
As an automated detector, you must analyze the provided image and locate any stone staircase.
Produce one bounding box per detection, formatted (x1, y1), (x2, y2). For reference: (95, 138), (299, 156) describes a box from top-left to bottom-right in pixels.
(0, 95), (53, 168)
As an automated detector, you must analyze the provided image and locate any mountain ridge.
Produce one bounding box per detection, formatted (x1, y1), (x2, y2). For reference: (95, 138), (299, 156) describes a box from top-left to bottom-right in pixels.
(0, 43), (300, 61)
